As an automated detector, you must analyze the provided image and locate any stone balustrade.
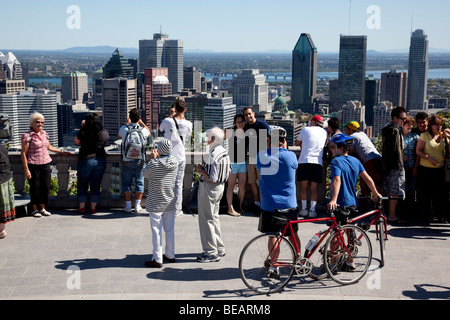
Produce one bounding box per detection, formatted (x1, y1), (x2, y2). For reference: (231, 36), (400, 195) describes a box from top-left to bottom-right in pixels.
(9, 147), (327, 211)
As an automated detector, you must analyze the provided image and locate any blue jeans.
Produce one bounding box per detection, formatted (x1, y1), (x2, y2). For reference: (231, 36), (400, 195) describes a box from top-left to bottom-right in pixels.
(77, 157), (107, 203)
(122, 160), (145, 194)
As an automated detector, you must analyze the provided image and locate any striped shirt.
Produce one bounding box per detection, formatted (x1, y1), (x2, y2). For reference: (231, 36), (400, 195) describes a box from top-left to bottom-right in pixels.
(21, 129), (52, 165)
(143, 155), (178, 214)
(202, 145), (231, 183)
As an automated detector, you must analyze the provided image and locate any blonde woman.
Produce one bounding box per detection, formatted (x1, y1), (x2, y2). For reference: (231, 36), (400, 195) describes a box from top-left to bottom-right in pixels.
(21, 112), (69, 217)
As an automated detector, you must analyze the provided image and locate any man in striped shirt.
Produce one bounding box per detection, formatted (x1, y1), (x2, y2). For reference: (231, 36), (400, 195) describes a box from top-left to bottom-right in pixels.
(196, 127), (231, 263)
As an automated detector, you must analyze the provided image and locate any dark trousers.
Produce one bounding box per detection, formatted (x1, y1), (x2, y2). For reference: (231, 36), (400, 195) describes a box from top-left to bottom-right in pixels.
(418, 165), (445, 218)
(28, 163), (51, 206)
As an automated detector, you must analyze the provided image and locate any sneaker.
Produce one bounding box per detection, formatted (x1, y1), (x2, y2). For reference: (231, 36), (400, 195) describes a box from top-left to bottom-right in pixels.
(267, 267), (280, 279)
(218, 250), (226, 257)
(175, 210), (184, 218)
(135, 205), (143, 213)
(299, 209), (309, 217)
(197, 253), (220, 263)
(308, 210), (317, 218)
(122, 207), (132, 213)
(341, 263), (356, 272)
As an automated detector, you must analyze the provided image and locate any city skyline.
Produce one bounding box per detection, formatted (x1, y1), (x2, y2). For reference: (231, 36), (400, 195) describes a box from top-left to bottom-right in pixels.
(2, 1), (450, 53)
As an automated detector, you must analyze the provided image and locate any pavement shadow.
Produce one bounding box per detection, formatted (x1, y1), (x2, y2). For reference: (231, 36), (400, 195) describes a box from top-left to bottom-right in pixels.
(147, 266), (240, 282)
(388, 225), (450, 240)
(55, 254), (148, 270)
(403, 284), (450, 300)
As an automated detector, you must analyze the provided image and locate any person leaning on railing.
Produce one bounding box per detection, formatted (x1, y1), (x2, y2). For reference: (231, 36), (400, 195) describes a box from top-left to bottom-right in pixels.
(21, 112), (70, 218)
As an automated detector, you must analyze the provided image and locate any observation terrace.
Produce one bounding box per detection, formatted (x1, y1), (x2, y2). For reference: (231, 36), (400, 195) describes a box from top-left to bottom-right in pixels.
(9, 147), (326, 212)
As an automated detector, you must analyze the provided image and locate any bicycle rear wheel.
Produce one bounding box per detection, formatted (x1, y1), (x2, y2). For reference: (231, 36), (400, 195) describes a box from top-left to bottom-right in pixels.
(323, 225), (372, 285)
(378, 218), (386, 268)
(239, 233), (296, 294)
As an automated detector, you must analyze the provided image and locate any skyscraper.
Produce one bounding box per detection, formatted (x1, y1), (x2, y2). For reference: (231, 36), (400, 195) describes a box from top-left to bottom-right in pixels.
(338, 35), (367, 106)
(233, 69), (269, 113)
(61, 71), (89, 103)
(0, 52), (23, 80)
(0, 51), (25, 94)
(291, 33), (317, 112)
(0, 91), (58, 147)
(102, 49), (134, 79)
(380, 70), (408, 108)
(143, 68), (172, 131)
(407, 29), (429, 111)
(184, 67), (201, 92)
(204, 97), (236, 150)
(364, 76), (379, 126)
(102, 78), (137, 145)
(139, 33), (184, 94)
(340, 101), (366, 132)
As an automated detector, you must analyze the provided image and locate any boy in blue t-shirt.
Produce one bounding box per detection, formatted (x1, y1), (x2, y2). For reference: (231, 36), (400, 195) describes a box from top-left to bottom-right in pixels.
(328, 134), (382, 211)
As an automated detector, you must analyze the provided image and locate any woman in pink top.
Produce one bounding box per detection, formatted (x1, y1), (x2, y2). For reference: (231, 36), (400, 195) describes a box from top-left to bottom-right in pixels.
(21, 112), (69, 217)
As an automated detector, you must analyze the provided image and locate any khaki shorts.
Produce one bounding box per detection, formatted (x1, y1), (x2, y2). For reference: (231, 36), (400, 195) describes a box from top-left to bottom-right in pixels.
(247, 163), (260, 185)
(383, 169), (405, 197)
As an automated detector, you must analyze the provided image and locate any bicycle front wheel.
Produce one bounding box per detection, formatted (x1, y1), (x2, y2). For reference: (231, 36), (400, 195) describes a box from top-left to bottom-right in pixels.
(323, 225), (372, 285)
(239, 233), (296, 294)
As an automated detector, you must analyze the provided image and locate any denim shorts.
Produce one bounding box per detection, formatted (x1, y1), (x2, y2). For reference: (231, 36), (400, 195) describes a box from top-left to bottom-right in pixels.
(231, 162), (247, 174)
(122, 160), (146, 193)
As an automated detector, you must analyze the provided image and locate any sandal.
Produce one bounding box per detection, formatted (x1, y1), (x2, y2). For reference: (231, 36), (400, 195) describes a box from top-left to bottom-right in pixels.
(32, 210), (42, 218)
(39, 209), (52, 217)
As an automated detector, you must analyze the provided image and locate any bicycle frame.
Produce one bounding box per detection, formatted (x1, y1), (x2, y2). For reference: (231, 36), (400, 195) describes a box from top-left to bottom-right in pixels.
(268, 214), (354, 268)
(346, 207), (387, 242)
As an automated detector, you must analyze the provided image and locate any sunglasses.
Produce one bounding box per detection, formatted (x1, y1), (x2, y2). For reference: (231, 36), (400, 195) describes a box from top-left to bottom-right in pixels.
(36, 121), (45, 124)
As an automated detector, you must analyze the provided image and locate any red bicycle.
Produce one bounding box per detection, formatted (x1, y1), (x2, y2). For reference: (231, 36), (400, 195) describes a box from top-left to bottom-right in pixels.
(346, 196), (404, 268)
(239, 208), (373, 294)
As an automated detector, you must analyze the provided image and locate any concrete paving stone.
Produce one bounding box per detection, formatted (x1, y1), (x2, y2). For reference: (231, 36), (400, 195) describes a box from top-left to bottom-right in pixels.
(1, 210), (450, 300)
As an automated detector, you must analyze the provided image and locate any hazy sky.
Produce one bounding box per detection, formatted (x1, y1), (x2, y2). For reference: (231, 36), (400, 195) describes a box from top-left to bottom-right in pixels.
(3, 0), (450, 52)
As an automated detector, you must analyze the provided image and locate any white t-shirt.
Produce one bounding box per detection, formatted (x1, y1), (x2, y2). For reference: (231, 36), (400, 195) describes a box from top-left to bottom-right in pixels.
(296, 126), (327, 165)
(119, 124), (150, 162)
(159, 117), (193, 162)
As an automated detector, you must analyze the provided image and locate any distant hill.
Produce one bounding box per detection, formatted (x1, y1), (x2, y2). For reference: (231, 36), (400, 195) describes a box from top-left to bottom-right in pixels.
(63, 46), (139, 55)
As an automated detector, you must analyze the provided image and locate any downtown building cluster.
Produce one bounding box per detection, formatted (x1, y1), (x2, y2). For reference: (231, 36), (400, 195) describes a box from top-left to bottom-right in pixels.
(0, 28), (445, 149)
(291, 30), (434, 137)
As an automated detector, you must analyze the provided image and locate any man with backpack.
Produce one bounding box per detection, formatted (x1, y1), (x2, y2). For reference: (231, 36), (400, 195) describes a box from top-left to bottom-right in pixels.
(119, 109), (150, 213)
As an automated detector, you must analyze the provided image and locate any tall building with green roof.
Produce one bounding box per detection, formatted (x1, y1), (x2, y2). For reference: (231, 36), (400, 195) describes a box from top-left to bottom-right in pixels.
(102, 49), (134, 79)
(291, 33), (317, 113)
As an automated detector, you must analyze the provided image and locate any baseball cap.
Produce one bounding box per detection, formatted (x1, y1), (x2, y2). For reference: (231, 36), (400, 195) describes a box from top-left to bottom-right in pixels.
(344, 121), (360, 131)
(311, 115), (324, 127)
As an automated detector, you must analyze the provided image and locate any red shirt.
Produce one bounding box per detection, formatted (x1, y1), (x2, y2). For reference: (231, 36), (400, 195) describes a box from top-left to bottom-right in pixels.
(21, 129), (53, 165)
